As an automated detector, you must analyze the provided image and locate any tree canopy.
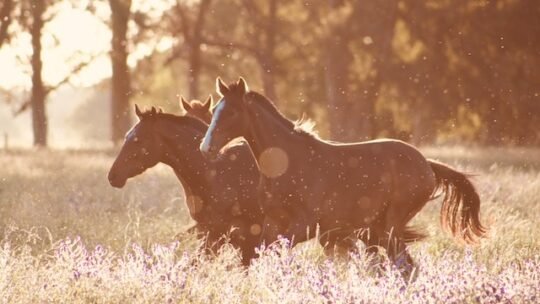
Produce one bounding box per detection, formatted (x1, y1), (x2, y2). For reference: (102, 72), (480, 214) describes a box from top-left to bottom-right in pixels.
(2, 0), (539, 146)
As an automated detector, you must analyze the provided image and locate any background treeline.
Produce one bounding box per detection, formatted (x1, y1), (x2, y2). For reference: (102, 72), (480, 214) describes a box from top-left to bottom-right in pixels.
(1, 0), (539, 147)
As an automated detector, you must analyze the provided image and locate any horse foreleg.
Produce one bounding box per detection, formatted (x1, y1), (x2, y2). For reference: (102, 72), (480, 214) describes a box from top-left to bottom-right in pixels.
(261, 206), (314, 246)
(239, 240), (259, 266)
(260, 214), (285, 245)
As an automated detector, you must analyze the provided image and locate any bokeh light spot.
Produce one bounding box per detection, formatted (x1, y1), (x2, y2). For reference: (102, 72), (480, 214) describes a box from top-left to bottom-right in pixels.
(258, 147), (289, 178)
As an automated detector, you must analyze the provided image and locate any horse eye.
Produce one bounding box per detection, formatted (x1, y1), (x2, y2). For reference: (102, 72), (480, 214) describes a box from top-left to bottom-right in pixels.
(133, 137), (139, 142)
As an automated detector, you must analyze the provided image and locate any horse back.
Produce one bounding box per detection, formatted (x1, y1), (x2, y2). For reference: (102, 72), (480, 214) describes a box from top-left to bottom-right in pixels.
(320, 138), (436, 200)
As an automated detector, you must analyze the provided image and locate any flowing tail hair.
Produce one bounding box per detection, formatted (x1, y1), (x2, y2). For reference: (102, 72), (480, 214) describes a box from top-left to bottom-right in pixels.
(429, 160), (487, 243)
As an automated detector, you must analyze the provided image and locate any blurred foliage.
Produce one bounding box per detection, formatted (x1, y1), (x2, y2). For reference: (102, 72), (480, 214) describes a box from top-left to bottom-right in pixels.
(3, 0), (539, 146)
(129, 0), (540, 145)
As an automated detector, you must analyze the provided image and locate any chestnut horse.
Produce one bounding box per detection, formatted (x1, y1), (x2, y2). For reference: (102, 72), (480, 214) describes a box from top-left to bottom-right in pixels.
(180, 95), (213, 124)
(200, 77), (486, 275)
(108, 104), (262, 265)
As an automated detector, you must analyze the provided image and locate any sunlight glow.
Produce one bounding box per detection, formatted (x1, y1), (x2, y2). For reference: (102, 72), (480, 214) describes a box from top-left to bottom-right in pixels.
(0, 0), (176, 90)
(0, 7), (111, 89)
(44, 7), (112, 87)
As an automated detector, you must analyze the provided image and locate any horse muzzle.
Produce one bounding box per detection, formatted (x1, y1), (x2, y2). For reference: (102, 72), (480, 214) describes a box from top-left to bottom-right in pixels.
(108, 171), (127, 188)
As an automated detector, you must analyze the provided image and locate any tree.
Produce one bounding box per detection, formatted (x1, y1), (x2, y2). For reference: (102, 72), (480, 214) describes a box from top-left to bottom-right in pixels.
(399, 0), (540, 144)
(7, 0), (100, 146)
(109, 0), (132, 144)
(239, 0), (279, 102)
(167, 0), (213, 99)
(306, 1), (394, 141)
(121, 0), (540, 145)
(199, 0), (287, 103)
(10, 0), (58, 146)
(29, 0), (47, 146)
(320, 1), (355, 140)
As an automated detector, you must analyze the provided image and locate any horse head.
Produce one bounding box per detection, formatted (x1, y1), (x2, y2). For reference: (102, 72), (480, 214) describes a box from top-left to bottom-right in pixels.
(107, 105), (165, 188)
(200, 77), (250, 160)
(180, 95), (213, 124)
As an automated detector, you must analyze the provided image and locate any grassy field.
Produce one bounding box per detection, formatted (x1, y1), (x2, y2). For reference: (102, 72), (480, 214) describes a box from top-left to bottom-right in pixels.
(0, 147), (539, 303)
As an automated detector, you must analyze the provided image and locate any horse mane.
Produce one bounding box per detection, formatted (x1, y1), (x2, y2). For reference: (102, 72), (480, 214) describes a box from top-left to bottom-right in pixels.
(138, 108), (207, 131)
(244, 91), (321, 140)
(294, 114), (319, 137)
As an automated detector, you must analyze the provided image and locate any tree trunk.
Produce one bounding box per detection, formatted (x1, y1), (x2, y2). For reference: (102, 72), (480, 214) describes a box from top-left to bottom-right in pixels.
(109, 0), (132, 144)
(259, 56), (277, 102)
(187, 45), (201, 99)
(352, 79), (379, 140)
(187, 0), (212, 99)
(349, 1), (398, 142)
(324, 26), (354, 141)
(259, 0), (278, 102)
(30, 0), (47, 147)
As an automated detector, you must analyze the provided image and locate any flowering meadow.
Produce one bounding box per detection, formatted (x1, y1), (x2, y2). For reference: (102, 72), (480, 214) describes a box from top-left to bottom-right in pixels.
(0, 148), (539, 303)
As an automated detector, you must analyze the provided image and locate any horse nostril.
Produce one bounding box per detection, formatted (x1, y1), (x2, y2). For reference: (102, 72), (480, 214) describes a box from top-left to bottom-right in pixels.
(108, 171), (126, 188)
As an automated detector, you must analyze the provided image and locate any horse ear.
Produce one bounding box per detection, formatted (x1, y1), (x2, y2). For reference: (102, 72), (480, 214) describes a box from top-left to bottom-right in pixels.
(237, 77), (248, 94)
(216, 77), (229, 96)
(180, 96), (192, 111)
(158, 107), (163, 113)
(203, 95), (213, 111)
(150, 106), (157, 115)
(134, 104), (143, 118)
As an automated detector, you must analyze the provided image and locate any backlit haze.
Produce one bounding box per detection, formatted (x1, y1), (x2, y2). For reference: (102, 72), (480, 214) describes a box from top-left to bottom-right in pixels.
(0, 1), (174, 148)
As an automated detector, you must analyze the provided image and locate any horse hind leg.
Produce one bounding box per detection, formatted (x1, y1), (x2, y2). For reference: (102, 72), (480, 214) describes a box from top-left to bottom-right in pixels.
(350, 226), (387, 276)
(360, 225), (416, 281)
(377, 200), (429, 281)
(384, 231), (418, 281)
(320, 227), (382, 270)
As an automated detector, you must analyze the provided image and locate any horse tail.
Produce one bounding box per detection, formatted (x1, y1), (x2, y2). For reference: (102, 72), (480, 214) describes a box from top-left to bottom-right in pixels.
(428, 160), (487, 243)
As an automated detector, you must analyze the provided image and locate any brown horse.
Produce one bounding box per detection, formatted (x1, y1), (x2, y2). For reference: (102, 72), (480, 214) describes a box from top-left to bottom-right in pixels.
(200, 77), (486, 275)
(108, 104), (263, 265)
(180, 95), (213, 124)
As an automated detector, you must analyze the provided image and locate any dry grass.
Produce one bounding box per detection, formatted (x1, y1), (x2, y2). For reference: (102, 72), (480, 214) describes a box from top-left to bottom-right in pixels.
(0, 147), (539, 303)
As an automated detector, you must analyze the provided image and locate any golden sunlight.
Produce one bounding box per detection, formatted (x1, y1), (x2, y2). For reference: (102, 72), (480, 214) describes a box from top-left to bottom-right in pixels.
(0, 0), (175, 90)
(0, 6), (110, 89)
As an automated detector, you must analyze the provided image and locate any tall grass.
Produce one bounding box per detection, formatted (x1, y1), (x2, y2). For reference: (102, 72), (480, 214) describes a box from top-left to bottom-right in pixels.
(0, 148), (539, 303)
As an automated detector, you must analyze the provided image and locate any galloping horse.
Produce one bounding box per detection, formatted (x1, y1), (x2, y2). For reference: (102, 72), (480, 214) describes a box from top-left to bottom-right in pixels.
(200, 77), (486, 274)
(108, 104), (263, 265)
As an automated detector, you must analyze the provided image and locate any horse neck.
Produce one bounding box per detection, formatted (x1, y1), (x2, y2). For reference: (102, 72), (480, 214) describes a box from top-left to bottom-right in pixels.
(155, 119), (209, 195)
(244, 99), (314, 160)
